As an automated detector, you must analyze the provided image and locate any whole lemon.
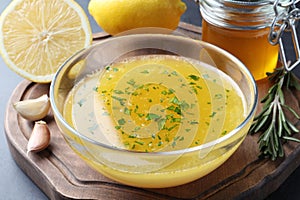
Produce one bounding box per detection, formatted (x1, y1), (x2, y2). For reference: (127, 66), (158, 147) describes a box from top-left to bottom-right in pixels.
(88, 0), (187, 35)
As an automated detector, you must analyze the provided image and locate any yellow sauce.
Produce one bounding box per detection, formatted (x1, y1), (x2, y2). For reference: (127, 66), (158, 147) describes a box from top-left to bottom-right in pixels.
(62, 55), (247, 187)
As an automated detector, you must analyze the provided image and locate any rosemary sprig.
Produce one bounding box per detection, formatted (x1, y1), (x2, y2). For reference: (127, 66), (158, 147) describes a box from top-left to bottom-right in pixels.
(249, 67), (300, 160)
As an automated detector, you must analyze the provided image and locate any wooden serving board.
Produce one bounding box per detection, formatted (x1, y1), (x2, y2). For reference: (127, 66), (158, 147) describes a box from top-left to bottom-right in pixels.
(4, 23), (300, 200)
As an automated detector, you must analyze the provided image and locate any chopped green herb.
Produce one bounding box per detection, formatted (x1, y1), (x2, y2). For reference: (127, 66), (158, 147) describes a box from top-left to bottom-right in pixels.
(161, 90), (168, 95)
(217, 106), (224, 111)
(221, 130), (227, 135)
(209, 112), (217, 118)
(93, 87), (98, 92)
(140, 70), (150, 74)
(168, 88), (175, 94)
(113, 67), (119, 72)
(175, 136), (181, 141)
(180, 101), (190, 110)
(127, 79), (136, 86)
(134, 105), (139, 113)
(142, 85), (150, 91)
(174, 107), (182, 115)
(146, 113), (161, 121)
(157, 118), (166, 130)
(191, 87), (198, 94)
(172, 141), (176, 148)
(134, 126), (141, 131)
(113, 90), (124, 94)
(170, 96), (180, 104)
(188, 74), (200, 81)
(135, 141), (144, 145)
(137, 113), (144, 117)
(124, 107), (131, 115)
(129, 134), (137, 138)
(202, 74), (209, 79)
(171, 71), (178, 76)
(186, 112), (194, 115)
(165, 137), (170, 142)
(158, 141), (163, 146)
(171, 136), (180, 147)
(123, 142), (130, 147)
(118, 118), (126, 125)
(170, 118), (181, 123)
(167, 124), (178, 131)
(162, 70), (169, 74)
(112, 95), (126, 106)
(77, 99), (86, 107)
(132, 91), (139, 96)
(214, 94), (223, 99)
(88, 124), (98, 133)
(166, 114), (173, 119)
(167, 105), (175, 111)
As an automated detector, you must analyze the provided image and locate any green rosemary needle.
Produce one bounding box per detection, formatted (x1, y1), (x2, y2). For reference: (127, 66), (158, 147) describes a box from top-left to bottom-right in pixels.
(249, 67), (300, 160)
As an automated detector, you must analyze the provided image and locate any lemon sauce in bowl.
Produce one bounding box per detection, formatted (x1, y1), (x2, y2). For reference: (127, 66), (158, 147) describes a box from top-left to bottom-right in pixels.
(61, 53), (249, 188)
(64, 55), (246, 153)
(50, 34), (257, 188)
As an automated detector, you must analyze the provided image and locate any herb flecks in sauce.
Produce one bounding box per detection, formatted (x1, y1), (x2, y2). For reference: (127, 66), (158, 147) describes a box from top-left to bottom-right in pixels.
(64, 55), (246, 153)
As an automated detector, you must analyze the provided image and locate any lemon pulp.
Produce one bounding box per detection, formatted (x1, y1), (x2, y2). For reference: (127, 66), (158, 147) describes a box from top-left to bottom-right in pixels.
(0, 0), (92, 83)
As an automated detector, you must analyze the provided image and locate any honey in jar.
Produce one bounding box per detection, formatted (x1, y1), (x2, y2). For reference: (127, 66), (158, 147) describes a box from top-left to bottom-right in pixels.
(199, 0), (288, 80)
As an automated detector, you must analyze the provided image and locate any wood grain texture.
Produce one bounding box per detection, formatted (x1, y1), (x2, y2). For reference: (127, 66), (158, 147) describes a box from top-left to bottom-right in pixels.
(4, 23), (300, 200)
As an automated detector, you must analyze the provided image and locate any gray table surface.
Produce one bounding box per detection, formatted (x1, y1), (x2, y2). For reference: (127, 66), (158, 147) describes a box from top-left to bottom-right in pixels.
(0, 0), (299, 199)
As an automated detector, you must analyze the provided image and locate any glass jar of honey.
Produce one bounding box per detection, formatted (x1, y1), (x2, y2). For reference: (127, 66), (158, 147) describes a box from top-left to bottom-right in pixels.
(199, 0), (289, 80)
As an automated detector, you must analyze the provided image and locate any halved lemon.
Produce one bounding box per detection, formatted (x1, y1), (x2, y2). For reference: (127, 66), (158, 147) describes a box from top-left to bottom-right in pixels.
(0, 0), (92, 83)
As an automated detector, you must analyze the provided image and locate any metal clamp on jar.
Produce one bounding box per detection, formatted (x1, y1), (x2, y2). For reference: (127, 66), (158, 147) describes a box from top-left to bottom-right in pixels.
(196, 0), (300, 80)
(269, 0), (300, 71)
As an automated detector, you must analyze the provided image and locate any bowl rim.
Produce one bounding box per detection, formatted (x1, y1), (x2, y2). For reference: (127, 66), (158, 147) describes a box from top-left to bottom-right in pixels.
(50, 33), (258, 156)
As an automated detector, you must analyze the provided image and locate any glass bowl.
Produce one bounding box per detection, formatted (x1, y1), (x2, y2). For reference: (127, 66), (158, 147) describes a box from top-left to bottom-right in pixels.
(50, 34), (258, 188)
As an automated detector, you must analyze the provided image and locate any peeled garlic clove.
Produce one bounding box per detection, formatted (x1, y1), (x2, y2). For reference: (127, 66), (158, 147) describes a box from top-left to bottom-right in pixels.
(13, 94), (50, 121)
(27, 120), (50, 154)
